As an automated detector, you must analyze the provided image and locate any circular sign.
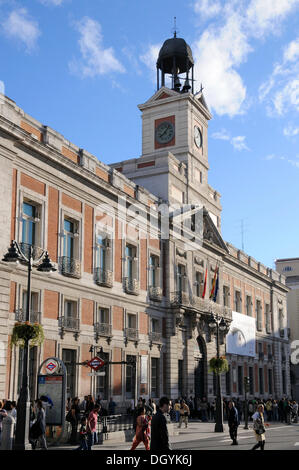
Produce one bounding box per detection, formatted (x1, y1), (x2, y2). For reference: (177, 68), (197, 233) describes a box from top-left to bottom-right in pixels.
(45, 359), (59, 375)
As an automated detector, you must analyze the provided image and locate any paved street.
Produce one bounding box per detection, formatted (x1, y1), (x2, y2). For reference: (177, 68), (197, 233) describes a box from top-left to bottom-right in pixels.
(50, 421), (299, 451)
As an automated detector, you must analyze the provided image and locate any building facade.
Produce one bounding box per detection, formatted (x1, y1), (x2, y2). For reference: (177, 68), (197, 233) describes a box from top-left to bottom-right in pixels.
(276, 258), (299, 400)
(0, 35), (290, 410)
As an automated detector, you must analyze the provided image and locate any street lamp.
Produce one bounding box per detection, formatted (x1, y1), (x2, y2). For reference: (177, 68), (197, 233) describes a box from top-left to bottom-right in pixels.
(2, 240), (56, 450)
(208, 313), (229, 433)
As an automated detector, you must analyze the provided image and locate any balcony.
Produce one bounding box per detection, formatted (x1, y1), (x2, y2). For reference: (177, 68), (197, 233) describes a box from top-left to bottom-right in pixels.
(60, 256), (81, 279)
(18, 243), (44, 261)
(123, 277), (140, 296)
(171, 291), (195, 307)
(280, 328), (285, 338)
(94, 322), (112, 340)
(58, 316), (80, 339)
(95, 268), (113, 288)
(15, 308), (41, 323)
(192, 295), (232, 319)
(258, 352), (264, 361)
(149, 331), (162, 345)
(149, 286), (163, 302)
(124, 328), (139, 344)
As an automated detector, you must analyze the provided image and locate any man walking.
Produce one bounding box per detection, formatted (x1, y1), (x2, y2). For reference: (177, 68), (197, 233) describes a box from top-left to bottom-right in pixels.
(228, 401), (239, 446)
(150, 397), (171, 452)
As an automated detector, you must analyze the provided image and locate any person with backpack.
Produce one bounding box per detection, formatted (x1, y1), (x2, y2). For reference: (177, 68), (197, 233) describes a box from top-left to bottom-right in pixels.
(130, 407), (151, 450)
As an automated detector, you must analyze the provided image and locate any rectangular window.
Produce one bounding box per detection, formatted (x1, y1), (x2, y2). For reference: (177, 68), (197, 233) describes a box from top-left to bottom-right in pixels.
(246, 295), (252, 316)
(97, 234), (107, 270)
(256, 300), (262, 331)
(195, 272), (204, 297)
(177, 264), (186, 293)
(126, 355), (136, 398)
(62, 349), (77, 398)
(223, 286), (230, 307)
(149, 255), (159, 287)
(98, 307), (109, 324)
(235, 290), (242, 313)
(238, 366), (243, 395)
(22, 202), (38, 246)
(151, 358), (159, 398)
(178, 360), (183, 396)
(64, 300), (76, 319)
(268, 369), (273, 395)
(226, 367), (231, 395)
(125, 244), (137, 280)
(249, 367), (254, 395)
(152, 318), (159, 333)
(63, 219), (75, 259)
(96, 352), (109, 400)
(127, 313), (137, 329)
(259, 367), (264, 394)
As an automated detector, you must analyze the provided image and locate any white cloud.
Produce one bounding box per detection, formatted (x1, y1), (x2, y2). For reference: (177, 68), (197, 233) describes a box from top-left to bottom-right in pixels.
(283, 125), (299, 137)
(246, 0), (299, 38)
(231, 135), (249, 151)
(2, 8), (40, 51)
(211, 129), (230, 140)
(212, 128), (249, 150)
(69, 17), (125, 78)
(259, 37), (299, 115)
(191, 0), (299, 116)
(194, 0), (221, 18)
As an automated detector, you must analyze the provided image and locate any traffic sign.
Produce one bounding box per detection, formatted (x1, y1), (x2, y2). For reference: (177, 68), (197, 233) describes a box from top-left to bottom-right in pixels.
(87, 356), (105, 371)
(45, 359), (59, 375)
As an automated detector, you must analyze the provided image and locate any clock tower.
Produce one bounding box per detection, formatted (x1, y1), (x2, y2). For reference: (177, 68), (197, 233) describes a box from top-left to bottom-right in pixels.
(110, 33), (222, 231)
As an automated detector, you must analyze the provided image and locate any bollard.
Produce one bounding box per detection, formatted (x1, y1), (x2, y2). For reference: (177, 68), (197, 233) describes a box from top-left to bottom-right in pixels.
(1, 415), (16, 450)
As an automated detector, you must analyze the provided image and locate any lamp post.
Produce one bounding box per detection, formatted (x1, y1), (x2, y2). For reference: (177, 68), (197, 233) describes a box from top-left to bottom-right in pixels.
(243, 376), (250, 430)
(2, 240), (56, 450)
(208, 314), (229, 433)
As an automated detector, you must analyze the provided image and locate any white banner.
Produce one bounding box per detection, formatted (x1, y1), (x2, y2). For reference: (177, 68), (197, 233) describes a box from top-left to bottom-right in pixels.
(140, 356), (148, 384)
(226, 311), (256, 357)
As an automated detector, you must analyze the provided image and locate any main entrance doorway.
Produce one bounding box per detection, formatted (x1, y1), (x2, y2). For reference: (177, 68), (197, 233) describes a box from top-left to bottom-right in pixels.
(194, 336), (207, 400)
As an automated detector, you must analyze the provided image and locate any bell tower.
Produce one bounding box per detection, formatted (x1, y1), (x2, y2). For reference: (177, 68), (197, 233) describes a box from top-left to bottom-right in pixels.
(110, 32), (222, 231)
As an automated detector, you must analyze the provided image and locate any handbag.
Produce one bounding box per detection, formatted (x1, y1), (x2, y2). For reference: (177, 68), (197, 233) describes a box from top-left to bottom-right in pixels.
(29, 420), (42, 439)
(65, 410), (74, 423)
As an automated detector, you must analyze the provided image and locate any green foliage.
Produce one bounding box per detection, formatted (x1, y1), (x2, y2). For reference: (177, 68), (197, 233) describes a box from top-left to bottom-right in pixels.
(209, 356), (229, 375)
(11, 322), (44, 348)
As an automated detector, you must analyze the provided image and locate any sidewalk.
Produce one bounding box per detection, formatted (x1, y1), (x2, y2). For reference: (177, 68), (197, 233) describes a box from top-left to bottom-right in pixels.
(48, 420), (259, 451)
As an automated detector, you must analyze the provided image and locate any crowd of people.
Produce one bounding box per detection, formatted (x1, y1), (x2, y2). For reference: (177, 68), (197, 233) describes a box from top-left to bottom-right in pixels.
(1, 393), (297, 451)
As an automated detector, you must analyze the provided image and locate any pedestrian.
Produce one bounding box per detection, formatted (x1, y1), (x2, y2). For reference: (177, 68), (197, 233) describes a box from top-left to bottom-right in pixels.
(85, 395), (95, 416)
(30, 399), (47, 450)
(150, 397), (171, 452)
(130, 407), (151, 451)
(174, 400), (180, 423)
(75, 416), (88, 450)
(69, 397), (80, 445)
(286, 400), (292, 425)
(200, 397), (208, 422)
(178, 399), (190, 428)
(292, 401), (298, 423)
(87, 405), (99, 450)
(265, 399), (272, 421)
(108, 397), (117, 415)
(0, 400), (7, 446)
(251, 404), (269, 450)
(210, 399), (216, 422)
(228, 401), (239, 446)
(148, 398), (156, 415)
(272, 400), (278, 421)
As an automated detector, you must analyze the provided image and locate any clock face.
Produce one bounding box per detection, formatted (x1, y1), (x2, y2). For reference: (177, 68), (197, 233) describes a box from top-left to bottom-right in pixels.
(194, 126), (202, 148)
(155, 121), (175, 144)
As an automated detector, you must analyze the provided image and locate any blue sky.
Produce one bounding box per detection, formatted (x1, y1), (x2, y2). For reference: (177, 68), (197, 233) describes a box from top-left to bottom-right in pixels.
(0, 0), (298, 269)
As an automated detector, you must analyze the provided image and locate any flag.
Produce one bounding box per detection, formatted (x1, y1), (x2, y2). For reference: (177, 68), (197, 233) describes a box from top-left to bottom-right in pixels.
(209, 265), (219, 299)
(213, 269), (219, 302)
(202, 267), (208, 299)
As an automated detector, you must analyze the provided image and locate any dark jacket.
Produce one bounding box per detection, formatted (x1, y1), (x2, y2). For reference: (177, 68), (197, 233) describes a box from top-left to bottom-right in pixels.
(150, 409), (171, 452)
(228, 406), (239, 427)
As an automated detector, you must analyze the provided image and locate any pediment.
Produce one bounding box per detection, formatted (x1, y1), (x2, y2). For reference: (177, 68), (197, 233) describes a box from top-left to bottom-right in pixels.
(143, 87), (179, 105)
(203, 209), (228, 252)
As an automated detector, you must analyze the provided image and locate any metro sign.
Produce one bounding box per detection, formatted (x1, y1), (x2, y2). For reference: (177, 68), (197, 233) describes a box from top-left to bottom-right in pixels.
(45, 359), (59, 374)
(87, 356), (105, 371)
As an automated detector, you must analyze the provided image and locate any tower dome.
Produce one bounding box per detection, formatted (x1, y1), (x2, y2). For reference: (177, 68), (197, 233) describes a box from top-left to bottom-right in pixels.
(156, 32), (195, 94)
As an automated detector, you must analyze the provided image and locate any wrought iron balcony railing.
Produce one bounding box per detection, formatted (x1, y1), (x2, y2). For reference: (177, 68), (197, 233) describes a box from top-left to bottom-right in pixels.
(95, 268), (113, 288)
(149, 331), (162, 344)
(59, 316), (80, 332)
(94, 322), (112, 338)
(123, 277), (140, 296)
(15, 308), (41, 324)
(171, 293), (232, 320)
(18, 242), (44, 261)
(60, 256), (81, 279)
(149, 286), (163, 301)
(124, 328), (139, 343)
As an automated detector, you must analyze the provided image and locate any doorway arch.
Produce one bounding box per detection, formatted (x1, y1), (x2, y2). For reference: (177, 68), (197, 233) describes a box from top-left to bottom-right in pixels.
(194, 335), (208, 400)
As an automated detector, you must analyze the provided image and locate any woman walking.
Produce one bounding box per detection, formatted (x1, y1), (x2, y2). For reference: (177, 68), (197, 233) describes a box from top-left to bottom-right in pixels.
(251, 404), (268, 450)
(130, 407), (151, 450)
(30, 400), (47, 450)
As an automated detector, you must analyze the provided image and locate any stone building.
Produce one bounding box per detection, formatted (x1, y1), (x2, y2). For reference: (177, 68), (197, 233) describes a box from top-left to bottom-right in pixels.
(276, 258), (299, 400)
(0, 34), (290, 410)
